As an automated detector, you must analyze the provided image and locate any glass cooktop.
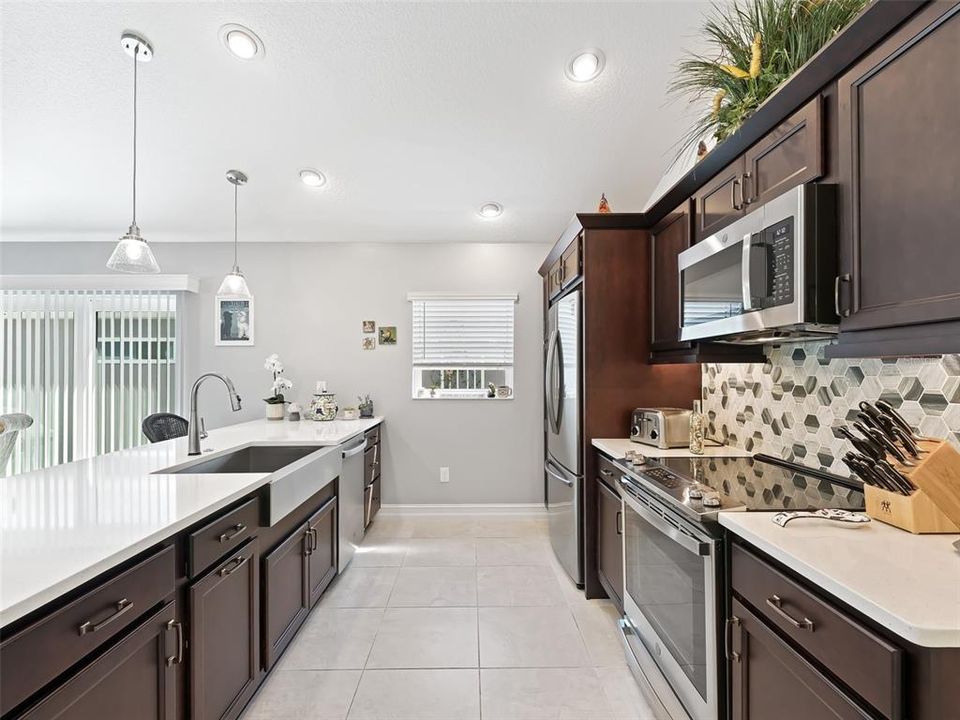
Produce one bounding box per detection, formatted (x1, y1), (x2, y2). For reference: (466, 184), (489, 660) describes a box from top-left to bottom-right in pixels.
(617, 454), (865, 522)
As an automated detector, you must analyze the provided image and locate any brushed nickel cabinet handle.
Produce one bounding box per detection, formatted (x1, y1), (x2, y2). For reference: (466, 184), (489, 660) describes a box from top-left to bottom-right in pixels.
(725, 616), (742, 662)
(742, 172), (753, 205)
(731, 177), (741, 211)
(599, 467), (614, 477)
(766, 595), (814, 631)
(218, 554), (248, 577)
(834, 274), (851, 317)
(78, 598), (134, 636)
(615, 511), (623, 536)
(218, 523), (246, 543)
(166, 619), (184, 666)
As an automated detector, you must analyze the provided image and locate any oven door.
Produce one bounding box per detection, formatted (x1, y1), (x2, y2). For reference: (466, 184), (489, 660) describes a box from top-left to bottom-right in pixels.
(620, 478), (720, 720)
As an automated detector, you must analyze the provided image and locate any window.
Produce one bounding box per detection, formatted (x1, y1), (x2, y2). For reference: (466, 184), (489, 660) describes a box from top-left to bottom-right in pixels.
(409, 293), (517, 399)
(1, 288), (183, 476)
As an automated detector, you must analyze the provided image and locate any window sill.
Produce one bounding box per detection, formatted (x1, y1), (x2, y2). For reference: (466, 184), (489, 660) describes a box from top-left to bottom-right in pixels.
(412, 395), (514, 401)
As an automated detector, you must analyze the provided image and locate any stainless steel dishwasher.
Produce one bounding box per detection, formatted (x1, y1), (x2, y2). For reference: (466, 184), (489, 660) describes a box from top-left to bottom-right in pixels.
(338, 435), (368, 571)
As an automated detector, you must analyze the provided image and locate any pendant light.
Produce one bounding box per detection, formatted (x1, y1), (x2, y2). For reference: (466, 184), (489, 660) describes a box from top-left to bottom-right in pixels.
(217, 170), (252, 298)
(107, 33), (160, 273)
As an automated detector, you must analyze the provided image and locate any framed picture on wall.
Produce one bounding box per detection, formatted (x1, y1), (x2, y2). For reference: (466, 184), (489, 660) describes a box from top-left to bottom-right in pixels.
(216, 297), (255, 346)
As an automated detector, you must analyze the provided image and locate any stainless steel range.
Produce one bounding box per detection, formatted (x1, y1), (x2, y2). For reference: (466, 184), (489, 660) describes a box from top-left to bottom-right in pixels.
(613, 453), (864, 720)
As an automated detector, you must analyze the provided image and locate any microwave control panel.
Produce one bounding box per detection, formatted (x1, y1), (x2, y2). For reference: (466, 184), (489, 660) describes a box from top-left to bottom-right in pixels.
(758, 216), (794, 308)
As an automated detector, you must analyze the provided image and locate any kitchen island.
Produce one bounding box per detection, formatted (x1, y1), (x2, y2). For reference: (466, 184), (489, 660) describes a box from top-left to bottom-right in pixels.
(0, 416), (383, 720)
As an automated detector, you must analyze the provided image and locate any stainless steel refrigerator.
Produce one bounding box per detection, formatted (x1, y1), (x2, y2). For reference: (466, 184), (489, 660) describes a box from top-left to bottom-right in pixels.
(544, 287), (582, 586)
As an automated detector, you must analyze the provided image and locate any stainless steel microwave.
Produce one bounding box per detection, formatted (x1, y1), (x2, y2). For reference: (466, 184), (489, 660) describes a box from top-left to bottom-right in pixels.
(678, 183), (839, 344)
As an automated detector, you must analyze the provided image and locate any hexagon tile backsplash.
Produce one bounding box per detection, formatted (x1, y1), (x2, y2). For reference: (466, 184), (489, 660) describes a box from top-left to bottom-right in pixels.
(702, 341), (960, 476)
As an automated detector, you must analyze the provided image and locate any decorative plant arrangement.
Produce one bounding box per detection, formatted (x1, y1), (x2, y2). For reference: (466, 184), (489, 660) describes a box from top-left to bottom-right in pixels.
(263, 353), (293, 420)
(358, 394), (374, 418)
(669, 0), (866, 159)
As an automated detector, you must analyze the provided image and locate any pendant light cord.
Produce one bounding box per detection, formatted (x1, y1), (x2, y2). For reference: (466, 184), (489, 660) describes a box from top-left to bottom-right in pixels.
(132, 43), (138, 226)
(234, 183), (239, 267)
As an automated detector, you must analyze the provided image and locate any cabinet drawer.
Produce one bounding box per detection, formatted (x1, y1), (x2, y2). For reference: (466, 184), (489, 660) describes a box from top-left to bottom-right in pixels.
(188, 497), (259, 578)
(731, 544), (903, 718)
(547, 259), (563, 299)
(364, 445), (378, 486)
(1, 544), (176, 716)
(364, 425), (381, 447)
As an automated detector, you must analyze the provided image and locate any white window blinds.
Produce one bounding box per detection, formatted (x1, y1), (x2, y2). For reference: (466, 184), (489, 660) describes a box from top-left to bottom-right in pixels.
(410, 294), (517, 366)
(0, 288), (182, 476)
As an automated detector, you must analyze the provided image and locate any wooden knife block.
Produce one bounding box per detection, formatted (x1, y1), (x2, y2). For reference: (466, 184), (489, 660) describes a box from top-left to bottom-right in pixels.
(864, 485), (959, 534)
(865, 440), (960, 534)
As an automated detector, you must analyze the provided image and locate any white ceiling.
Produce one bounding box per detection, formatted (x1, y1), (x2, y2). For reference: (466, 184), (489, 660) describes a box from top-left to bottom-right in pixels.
(1, 1), (710, 245)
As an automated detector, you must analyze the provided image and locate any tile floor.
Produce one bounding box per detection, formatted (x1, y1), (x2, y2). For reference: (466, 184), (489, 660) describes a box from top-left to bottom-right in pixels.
(241, 513), (655, 720)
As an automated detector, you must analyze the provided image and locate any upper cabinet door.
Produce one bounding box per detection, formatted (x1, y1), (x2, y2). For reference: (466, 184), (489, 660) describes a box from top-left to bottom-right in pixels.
(743, 96), (823, 209)
(836, 3), (960, 332)
(694, 157), (746, 242)
(651, 202), (693, 350)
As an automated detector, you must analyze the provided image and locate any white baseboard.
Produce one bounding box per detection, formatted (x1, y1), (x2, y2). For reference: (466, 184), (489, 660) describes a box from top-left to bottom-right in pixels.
(379, 503), (546, 517)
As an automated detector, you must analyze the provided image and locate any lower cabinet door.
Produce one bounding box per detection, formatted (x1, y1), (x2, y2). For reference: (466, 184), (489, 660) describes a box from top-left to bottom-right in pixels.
(263, 523), (311, 670)
(307, 497), (338, 607)
(596, 478), (623, 611)
(19, 601), (179, 720)
(190, 539), (261, 720)
(729, 599), (871, 720)
(371, 477), (381, 524)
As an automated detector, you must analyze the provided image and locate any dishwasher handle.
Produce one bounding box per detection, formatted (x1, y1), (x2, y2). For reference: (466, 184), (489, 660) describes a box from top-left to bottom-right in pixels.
(342, 438), (368, 459)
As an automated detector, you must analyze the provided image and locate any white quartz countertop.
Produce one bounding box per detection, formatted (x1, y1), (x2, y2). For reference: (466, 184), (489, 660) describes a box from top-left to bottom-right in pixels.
(719, 512), (960, 648)
(0, 417), (383, 627)
(592, 437), (751, 459)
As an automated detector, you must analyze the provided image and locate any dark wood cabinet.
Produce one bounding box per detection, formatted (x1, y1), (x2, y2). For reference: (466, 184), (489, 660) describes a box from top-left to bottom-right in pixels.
(18, 601), (179, 720)
(547, 233), (583, 300)
(729, 598), (871, 720)
(363, 424), (382, 528)
(743, 96), (823, 209)
(189, 540), (260, 720)
(0, 545), (176, 716)
(694, 157), (745, 242)
(262, 522), (311, 670)
(595, 462), (623, 613)
(650, 203), (691, 352)
(831, 2), (960, 353)
(306, 497), (338, 607)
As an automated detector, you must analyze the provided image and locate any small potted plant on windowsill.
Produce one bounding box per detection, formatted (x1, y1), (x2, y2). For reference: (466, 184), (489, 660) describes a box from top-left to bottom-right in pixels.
(263, 353), (292, 420)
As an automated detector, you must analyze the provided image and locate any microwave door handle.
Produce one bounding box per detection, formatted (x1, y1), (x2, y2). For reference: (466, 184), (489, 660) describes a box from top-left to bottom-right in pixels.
(741, 233), (755, 311)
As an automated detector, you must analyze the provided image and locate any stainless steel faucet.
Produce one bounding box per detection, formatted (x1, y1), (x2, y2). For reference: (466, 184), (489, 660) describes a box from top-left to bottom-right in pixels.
(188, 373), (242, 455)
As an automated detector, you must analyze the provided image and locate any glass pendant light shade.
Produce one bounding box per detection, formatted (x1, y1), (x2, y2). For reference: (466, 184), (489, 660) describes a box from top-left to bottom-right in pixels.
(107, 223), (160, 273)
(220, 169), (252, 297)
(217, 266), (252, 298)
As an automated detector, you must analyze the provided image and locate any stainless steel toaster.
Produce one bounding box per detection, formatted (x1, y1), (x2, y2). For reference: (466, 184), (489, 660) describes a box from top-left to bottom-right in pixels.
(630, 408), (691, 449)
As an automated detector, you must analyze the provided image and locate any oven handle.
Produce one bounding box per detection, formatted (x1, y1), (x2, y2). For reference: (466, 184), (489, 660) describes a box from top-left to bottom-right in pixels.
(620, 477), (711, 557)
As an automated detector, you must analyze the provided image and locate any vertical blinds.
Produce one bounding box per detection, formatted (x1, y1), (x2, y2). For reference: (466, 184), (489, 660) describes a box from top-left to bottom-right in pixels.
(0, 289), (181, 476)
(410, 294), (517, 366)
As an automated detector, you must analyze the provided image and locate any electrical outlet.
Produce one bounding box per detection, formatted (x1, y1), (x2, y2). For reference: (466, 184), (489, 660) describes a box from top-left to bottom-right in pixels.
(440, 467), (450, 483)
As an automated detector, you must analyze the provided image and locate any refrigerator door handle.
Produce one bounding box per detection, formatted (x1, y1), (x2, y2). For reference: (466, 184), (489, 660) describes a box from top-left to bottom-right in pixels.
(545, 460), (574, 487)
(553, 327), (565, 431)
(544, 329), (560, 434)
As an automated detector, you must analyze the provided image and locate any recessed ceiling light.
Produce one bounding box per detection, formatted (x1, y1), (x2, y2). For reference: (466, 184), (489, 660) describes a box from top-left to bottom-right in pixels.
(299, 168), (327, 188)
(565, 49), (605, 82)
(219, 24), (264, 61)
(478, 202), (503, 219)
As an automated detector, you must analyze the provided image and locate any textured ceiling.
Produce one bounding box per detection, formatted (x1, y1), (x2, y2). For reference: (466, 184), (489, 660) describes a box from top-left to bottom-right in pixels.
(1, 1), (710, 244)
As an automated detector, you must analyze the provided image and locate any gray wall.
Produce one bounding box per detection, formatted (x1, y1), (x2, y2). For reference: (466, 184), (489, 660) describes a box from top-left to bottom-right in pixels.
(0, 241), (550, 504)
